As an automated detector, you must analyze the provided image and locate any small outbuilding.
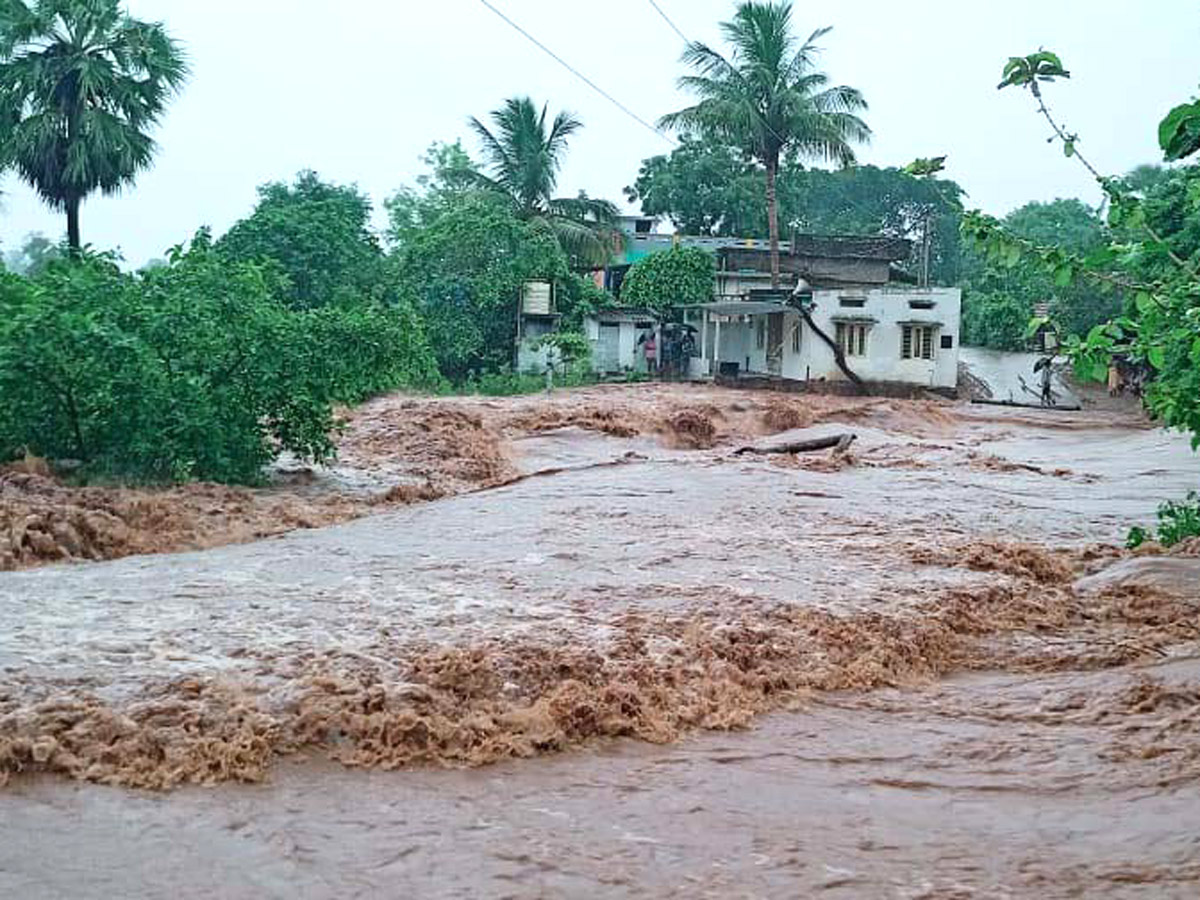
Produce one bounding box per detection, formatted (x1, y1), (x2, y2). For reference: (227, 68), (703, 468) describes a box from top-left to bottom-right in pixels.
(584, 307), (660, 374)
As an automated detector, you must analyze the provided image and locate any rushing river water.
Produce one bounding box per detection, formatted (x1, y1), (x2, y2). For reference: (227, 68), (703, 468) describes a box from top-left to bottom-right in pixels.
(2, 389), (1199, 898)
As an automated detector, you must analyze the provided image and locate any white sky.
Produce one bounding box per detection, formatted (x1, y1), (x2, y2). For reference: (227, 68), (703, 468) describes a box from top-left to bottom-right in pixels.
(1, 0), (1197, 267)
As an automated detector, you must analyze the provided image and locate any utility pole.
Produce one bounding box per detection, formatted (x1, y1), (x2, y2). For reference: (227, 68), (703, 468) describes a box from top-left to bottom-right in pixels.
(919, 208), (933, 288)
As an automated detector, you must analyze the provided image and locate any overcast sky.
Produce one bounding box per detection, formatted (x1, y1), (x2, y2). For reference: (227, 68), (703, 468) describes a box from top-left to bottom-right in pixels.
(1, 0), (1197, 266)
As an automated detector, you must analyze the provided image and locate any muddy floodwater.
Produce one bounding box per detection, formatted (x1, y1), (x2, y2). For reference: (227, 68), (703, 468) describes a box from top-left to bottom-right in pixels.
(2, 384), (1200, 898)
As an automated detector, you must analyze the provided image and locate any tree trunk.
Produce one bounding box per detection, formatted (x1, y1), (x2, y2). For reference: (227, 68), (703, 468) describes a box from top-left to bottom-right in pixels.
(765, 154), (780, 289)
(66, 197), (81, 255)
(734, 433), (857, 456)
(799, 308), (866, 393)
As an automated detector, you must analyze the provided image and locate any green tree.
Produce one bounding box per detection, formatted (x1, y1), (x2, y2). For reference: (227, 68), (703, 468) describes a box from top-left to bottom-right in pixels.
(1120, 164), (1200, 282)
(218, 171), (384, 309)
(469, 97), (618, 266)
(625, 136), (765, 237)
(384, 140), (480, 248)
(0, 0), (188, 251)
(1122, 163), (1173, 197)
(1003, 198), (1104, 251)
(961, 290), (1032, 351)
(0, 234), (436, 483)
(960, 197), (1117, 347)
(659, 1), (870, 287)
(395, 192), (569, 379)
(619, 246), (716, 312)
(2, 231), (61, 276)
(627, 135), (964, 284)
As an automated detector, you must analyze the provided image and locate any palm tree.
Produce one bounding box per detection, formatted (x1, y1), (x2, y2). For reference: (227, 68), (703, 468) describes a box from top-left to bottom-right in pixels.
(660, 1), (870, 288)
(469, 97), (618, 266)
(0, 0), (188, 252)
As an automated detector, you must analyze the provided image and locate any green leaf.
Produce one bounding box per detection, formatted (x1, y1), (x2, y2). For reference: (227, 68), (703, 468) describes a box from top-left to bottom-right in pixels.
(1135, 292), (1157, 315)
(1148, 346), (1166, 370)
(1053, 263), (1074, 287)
(1024, 315), (1049, 338)
(1159, 99), (1200, 162)
(1063, 140), (1075, 158)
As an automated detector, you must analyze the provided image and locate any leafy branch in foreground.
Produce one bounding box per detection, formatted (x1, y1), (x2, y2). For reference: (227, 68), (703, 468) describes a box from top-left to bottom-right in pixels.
(973, 52), (1200, 451)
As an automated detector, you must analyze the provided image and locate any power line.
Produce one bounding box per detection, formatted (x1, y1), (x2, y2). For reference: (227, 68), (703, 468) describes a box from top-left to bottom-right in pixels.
(477, 0), (674, 146)
(642, 0), (792, 155)
(647, 0), (690, 45)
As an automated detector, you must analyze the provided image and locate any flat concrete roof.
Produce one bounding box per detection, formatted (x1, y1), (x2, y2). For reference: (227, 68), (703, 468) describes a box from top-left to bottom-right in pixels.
(684, 300), (791, 316)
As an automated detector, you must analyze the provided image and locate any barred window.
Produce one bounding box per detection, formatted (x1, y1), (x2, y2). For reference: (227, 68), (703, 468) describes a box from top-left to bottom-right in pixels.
(902, 325), (937, 360)
(835, 322), (868, 357)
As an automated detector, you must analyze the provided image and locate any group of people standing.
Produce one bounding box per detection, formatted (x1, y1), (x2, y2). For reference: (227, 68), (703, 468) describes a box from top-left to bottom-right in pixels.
(637, 325), (697, 380)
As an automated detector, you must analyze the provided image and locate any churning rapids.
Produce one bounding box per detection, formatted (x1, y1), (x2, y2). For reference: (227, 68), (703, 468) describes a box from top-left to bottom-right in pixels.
(3, 383), (1200, 898)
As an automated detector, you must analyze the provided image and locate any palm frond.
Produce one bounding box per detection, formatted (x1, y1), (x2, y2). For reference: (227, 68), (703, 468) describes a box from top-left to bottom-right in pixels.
(0, 0), (188, 226)
(467, 95), (618, 263)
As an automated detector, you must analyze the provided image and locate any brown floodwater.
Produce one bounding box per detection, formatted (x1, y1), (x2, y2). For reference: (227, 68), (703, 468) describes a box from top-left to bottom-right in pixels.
(2, 385), (1199, 897)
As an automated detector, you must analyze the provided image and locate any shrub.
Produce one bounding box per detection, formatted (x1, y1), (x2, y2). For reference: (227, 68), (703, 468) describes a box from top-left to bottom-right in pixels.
(0, 234), (436, 483)
(619, 246), (715, 311)
(1127, 492), (1200, 549)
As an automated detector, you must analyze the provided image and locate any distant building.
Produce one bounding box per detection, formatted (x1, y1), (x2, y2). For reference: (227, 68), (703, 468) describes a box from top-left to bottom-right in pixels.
(520, 218), (962, 393)
(600, 218), (962, 393)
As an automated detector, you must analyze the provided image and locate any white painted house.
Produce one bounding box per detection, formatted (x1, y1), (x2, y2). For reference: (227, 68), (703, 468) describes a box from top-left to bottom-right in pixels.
(682, 286), (962, 391)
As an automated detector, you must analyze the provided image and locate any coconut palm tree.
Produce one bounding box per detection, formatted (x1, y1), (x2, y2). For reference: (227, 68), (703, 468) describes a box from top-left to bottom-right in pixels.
(660, 1), (870, 287)
(469, 97), (618, 266)
(0, 0), (189, 252)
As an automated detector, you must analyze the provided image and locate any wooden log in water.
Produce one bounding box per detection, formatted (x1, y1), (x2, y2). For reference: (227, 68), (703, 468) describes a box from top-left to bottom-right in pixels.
(970, 399), (1082, 412)
(734, 434), (857, 456)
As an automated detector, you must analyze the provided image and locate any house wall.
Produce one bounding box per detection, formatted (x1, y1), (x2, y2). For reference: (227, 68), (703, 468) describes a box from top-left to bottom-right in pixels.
(516, 317), (557, 373)
(712, 287), (962, 389)
(585, 315), (657, 373)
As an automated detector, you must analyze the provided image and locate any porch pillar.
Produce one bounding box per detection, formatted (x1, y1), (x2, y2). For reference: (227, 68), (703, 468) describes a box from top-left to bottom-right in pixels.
(700, 310), (710, 374)
(714, 316), (722, 378)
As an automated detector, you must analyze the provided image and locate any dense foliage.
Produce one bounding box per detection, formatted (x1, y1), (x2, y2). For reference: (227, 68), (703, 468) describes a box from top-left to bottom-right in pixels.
(960, 198), (1118, 348)
(218, 171), (385, 309)
(0, 0), (189, 249)
(619, 247), (716, 312)
(0, 236), (436, 483)
(394, 192), (569, 380)
(626, 137), (964, 285)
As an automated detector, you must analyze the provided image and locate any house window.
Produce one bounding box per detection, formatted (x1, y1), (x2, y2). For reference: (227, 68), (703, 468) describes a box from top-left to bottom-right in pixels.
(902, 324), (937, 360)
(839, 296), (866, 308)
(909, 299), (936, 310)
(836, 322), (868, 358)
(791, 322), (802, 353)
(756, 317), (766, 349)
